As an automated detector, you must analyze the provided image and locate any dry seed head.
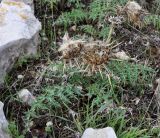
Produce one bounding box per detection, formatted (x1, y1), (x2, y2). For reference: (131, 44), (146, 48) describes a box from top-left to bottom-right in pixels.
(58, 39), (84, 52)
(59, 40), (84, 59)
(125, 1), (142, 13)
(82, 41), (110, 66)
(108, 16), (124, 25)
(59, 33), (111, 74)
(124, 1), (145, 28)
(58, 33), (85, 59)
(80, 41), (111, 75)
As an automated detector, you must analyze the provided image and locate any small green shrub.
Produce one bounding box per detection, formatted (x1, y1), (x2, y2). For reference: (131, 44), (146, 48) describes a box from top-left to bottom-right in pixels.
(145, 15), (160, 30)
(25, 84), (82, 122)
(56, 8), (88, 27)
(99, 25), (110, 39)
(8, 121), (24, 138)
(108, 61), (154, 86)
(41, 0), (60, 9)
(80, 25), (97, 36)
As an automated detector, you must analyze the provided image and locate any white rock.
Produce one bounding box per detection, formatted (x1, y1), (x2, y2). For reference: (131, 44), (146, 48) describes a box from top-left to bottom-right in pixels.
(18, 89), (36, 105)
(113, 51), (130, 60)
(0, 102), (8, 130)
(17, 0), (34, 12)
(0, 0), (41, 86)
(82, 127), (117, 138)
(46, 121), (53, 127)
(0, 101), (11, 138)
(17, 74), (24, 79)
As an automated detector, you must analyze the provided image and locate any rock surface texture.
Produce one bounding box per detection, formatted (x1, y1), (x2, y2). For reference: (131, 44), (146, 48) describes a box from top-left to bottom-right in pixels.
(0, 0), (41, 85)
(21, 0), (34, 12)
(0, 101), (11, 138)
(82, 127), (117, 138)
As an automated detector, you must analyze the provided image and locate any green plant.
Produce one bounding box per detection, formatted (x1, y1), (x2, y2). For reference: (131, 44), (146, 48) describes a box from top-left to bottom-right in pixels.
(15, 57), (28, 67)
(108, 61), (154, 86)
(8, 121), (24, 138)
(119, 127), (149, 138)
(89, 0), (127, 21)
(145, 15), (160, 30)
(73, 103), (151, 138)
(3, 0), (159, 137)
(14, 54), (40, 68)
(99, 25), (110, 39)
(67, 0), (85, 9)
(151, 0), (160, 14)
(89, 0), (112, 21)
(24, 84), (82, 123)
(56, 8), (87, 28)
(80, 25), (97, 36)
(41, 0), (60, 9)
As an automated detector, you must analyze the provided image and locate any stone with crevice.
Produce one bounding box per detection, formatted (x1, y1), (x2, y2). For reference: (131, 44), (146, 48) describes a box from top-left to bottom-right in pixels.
(0, 0), (41, 86)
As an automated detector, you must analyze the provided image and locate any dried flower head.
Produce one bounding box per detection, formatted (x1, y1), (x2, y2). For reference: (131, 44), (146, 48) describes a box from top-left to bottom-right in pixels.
(123, 1), (146, 28)
(58, 32), (85, 60)
(82, 41), (110, 73)
(59, 34), (112, 76)
(108, 16), (124, 25)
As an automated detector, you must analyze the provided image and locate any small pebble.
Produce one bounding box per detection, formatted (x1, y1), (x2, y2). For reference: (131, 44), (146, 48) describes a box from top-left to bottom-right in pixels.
(17, 75), (24, 79)
(46, 121), (53, 127)
(18, 89), (36, 105)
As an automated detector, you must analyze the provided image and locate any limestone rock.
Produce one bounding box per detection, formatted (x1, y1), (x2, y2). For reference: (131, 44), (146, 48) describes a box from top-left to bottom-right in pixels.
(112, 51), (130, 60)
(82, 127), (117, 138)
(0, 0), (41, 85)
(21, 0), (34, 12)
(0, 101), (11, 138)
